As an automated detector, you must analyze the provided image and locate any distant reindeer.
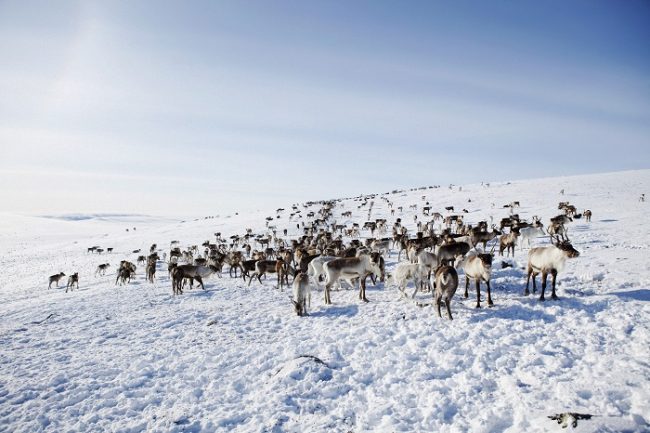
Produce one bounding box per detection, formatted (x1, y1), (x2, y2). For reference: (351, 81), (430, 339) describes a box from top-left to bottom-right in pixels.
(66, 273), (79, 293)
(146, 259), (156, 283)
(499, 231), (519, 257)
(583, 209), (592, 222)
(95, 263), (110, 276)
(519, 226), (546, 249)
(173, 265), (220, 292)
(48, 272), (66, 289)
(116, 268), (132, 285)
(248, 260), (280, 286)
(116, 261), (136, 285)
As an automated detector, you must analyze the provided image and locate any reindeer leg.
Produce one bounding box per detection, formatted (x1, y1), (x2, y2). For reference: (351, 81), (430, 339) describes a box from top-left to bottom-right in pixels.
(540, 271), (547, 301)
(464, 276), (469, 298)
(525, 267), (532, 295)
(435, 294), (442, 318)
(324, 283), (331, 305)
(475, 280), (481, 308)
(551, 270), (559, 300)
(410, 277), (419, 299)
(196, 276), (205, 291)
(360, 275), (369, 302)
(446, 298), (453, 320)
(486, 280), (494, 306)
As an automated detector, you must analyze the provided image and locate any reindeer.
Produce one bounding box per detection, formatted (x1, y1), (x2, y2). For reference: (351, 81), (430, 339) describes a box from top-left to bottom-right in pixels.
(248, 260), (280, 286)
(116, 261), (136, 285)
(65, 273), (79, 293)
(499, 230), (519, 257)
(470, 227), (501, 250)
(323, 254), (383, 304)
(436, 242), (471, 266)
(146, 259), (156, 283)
(415, 250), (440, 289)
(307, 256), (337, 285)
(433, 266), (459, 320)
(584, 209), (592, 222)
(547, 221), (569, 242)
(525, 238), (580, 301)
(370, 238), (391, 256)
(519, 226), (546, 249)
(174, 265), (220, 291)
(388, 262), (428, 298)
(275, 258), (290, 290)
(292, 272), (311, 316)
(456, 251), (493, 308)
(48, 272), (66, 289)
(95, 263), (110, 276)
(116, 268), (133, 285)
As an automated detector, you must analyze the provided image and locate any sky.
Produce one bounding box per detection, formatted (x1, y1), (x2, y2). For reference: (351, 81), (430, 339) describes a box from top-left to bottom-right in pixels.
(1, 0), (649, 216)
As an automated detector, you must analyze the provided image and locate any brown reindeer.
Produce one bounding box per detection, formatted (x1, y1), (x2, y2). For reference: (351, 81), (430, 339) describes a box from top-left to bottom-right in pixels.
(65, 273), (79, 293)
(48, 272), (66, 289)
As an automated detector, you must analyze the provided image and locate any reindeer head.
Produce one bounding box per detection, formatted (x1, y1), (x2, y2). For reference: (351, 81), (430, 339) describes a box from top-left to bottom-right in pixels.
(552, 236), (580, 258)
(478, 253), (493, 268)
(292, 300), (303, 316)
(557, 241), (580, 258)
(369, 252), (385, 282)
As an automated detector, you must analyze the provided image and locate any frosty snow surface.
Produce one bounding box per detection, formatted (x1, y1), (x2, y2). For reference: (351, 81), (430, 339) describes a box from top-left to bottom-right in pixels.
(1, 170), (649, 432)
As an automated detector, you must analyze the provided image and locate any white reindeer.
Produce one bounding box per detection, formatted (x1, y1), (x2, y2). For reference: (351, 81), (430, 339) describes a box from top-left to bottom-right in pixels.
(519, 226), (546, 249)
(307, 256), (337, 285)
(388, 262), (429, 298)
(292, 272), (311, 316)
(456, 252), (493, 308)
(323, 254), (383, 304)
(525, 238), (580, 301)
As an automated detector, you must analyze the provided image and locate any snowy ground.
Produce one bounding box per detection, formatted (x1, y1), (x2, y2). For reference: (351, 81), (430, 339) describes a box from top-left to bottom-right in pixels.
(1, 170), (649, 433)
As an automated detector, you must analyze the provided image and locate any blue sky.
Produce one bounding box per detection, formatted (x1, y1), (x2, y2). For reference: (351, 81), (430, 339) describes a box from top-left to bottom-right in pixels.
(1, 0), (648, 216)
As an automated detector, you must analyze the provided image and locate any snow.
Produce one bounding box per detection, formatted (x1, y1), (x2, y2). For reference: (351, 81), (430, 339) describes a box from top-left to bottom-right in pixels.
(1, 170), (649, 432)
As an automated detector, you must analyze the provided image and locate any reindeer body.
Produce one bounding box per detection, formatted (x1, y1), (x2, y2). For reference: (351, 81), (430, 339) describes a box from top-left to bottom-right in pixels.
(48, 272), (65, 289)
(457, 253), (493, 308)
(434, 266), (459, 320)
(525, 242), (579, 300)
(323, 254), (382, 304)
(66, 273), (78, 292)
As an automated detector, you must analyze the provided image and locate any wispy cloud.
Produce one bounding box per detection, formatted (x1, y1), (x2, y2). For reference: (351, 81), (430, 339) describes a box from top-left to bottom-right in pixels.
(1, 0), (648, 214)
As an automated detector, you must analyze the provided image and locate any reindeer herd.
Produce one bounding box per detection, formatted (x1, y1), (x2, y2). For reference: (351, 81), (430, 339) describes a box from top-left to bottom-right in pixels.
(47, 192), (592, 320)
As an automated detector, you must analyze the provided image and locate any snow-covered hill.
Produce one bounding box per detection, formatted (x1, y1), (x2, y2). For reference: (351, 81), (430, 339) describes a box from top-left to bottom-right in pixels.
(1, 170), (649, 432)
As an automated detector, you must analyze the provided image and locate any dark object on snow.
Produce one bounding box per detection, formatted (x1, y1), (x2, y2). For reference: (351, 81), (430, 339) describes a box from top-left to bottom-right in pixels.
(31, 313), (58, 325)
(548, 413), (593, 428)
(501, 261), (513, 269)
(295, 355), (330, 368)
